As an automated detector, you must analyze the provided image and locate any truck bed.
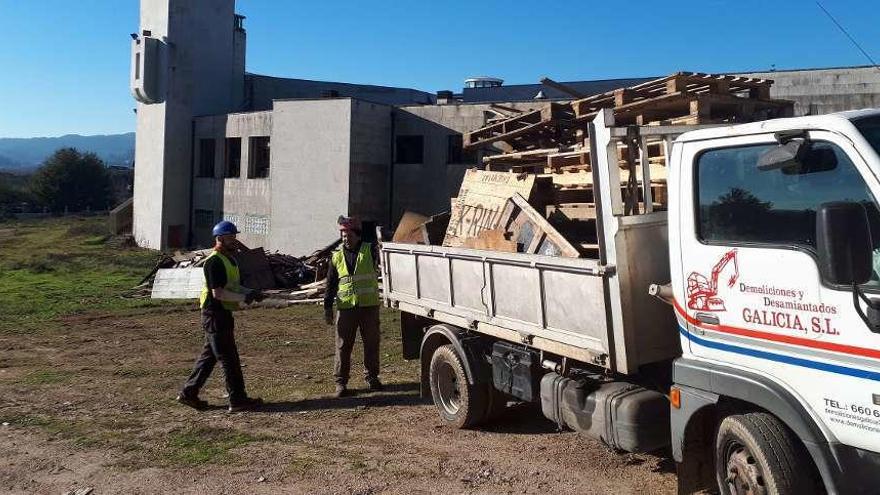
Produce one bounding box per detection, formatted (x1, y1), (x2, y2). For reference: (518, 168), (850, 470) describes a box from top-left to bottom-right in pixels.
(380, 212), (678, 374)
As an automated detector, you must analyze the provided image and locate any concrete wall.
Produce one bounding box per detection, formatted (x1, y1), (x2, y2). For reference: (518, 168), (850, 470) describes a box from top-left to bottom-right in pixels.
(193, 111), (272, 248)
(349, 100), (392, 227)
(132, 0), (245, 249)
(132, 1), (170, 248)
(389, 102), (540, 224)
(740, 66), (880, 116)
(268, 99), (354, 255)
(246, 75), (434, 111)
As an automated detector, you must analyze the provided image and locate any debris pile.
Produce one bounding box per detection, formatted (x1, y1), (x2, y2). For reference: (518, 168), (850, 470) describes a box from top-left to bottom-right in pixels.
(132, 239), (343, 306)
(391, 72), (794, 259)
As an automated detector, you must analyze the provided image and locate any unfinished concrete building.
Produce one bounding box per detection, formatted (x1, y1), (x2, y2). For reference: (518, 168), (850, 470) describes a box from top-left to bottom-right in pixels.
(131, 0), (880, 253)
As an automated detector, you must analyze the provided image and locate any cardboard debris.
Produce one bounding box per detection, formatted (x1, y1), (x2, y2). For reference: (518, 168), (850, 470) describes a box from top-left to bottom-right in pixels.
(443, 169), (536, 248)
(461, 228), (516, 252)
(237, 247), (277, 289)
(392, 211), (430, 243)
(393, 211), (451, 245)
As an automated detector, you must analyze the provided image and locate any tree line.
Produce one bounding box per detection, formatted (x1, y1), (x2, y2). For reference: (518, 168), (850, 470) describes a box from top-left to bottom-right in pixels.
(0, 148), (115, 217)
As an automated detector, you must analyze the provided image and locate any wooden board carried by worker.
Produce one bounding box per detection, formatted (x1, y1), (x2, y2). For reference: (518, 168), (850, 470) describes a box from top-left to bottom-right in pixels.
(443, 169), (536, 248)
(151, 268), (205, 299)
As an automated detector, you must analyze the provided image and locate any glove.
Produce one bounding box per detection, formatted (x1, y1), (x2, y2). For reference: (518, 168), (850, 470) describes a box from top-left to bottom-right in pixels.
(244, 289), (259, 305)
(324, 309), (334, 325)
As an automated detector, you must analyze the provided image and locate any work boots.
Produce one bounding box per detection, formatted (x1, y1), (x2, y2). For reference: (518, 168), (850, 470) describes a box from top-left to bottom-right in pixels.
(367, 378), (384, 392)
(334, 384), (351, 398)
(176, 393), (209, 410)
(228, 396), (264, 413)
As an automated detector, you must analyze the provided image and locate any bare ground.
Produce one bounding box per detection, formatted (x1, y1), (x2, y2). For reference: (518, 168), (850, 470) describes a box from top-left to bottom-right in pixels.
(0, 305), (677, 495)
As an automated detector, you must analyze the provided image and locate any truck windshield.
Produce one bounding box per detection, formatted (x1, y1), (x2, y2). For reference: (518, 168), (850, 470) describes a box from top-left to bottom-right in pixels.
(855, 116), (880, 157)
(854, 116), (880, 287)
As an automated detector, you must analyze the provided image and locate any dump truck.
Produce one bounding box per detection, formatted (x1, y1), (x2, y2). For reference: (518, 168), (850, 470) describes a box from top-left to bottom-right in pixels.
(379, 109), (880, 494)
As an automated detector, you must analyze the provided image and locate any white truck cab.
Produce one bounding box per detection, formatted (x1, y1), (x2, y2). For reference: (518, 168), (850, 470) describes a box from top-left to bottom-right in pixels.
(381, 109), (880, 494)
(671, 110), (880, 493)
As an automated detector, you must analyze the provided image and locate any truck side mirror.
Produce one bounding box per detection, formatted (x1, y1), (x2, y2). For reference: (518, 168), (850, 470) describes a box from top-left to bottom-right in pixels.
(816, 202), (872, 285)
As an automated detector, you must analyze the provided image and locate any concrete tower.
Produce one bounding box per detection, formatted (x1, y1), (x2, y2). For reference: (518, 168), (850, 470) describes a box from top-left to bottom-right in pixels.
(130, 0), (246, 249)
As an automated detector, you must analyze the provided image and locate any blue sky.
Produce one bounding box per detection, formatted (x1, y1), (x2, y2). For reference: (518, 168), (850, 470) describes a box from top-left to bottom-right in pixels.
(0, 0), (878, 138)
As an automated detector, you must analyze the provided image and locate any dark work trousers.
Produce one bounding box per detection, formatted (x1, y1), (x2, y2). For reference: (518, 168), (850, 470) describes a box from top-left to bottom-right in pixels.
(181, 307), (247, 403)
(334, 305), (381, 385)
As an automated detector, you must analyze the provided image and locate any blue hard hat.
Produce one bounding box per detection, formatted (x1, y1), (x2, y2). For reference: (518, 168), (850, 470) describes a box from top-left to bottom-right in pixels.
(212, 220), (239, 237)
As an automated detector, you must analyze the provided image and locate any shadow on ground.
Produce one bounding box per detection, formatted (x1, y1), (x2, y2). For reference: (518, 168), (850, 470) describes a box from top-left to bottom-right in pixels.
(255, 382), (428, 413)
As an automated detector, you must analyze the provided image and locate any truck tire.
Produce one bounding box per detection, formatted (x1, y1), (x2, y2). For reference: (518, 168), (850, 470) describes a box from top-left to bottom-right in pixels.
(715, 412), (819, 495)
(429, 344), (488, 429)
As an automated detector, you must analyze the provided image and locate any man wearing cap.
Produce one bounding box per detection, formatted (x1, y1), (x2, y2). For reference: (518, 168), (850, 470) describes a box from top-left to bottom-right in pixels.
(324, 216), (383, 398)
(177, 220), (264, 412)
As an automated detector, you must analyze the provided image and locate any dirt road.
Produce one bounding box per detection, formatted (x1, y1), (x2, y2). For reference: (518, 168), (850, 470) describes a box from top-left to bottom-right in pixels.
(0, 305), (677, 494)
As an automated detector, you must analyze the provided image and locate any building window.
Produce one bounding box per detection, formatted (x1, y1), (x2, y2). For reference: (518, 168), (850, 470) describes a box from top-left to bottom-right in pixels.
(194, 209), (215, 228)
(224, 138), (241, 178)
(697, 140), (880, 249)
(197, 139), (215, 177)
(248, 136), (270, 178)
(396, 135), (423, 164)
(447, 134), (477, 164)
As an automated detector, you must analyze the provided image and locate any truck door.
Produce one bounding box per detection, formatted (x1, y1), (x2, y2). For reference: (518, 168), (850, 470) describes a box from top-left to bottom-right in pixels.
(677, 130), (880, 453)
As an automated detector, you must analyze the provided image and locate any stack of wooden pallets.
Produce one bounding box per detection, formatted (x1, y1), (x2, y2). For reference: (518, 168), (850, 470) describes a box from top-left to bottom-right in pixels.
(457, 72), (794, 258)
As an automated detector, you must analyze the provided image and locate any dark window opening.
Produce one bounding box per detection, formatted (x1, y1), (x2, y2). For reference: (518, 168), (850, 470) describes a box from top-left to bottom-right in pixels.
(224, 138), (241, 178)
(447, 134), (477, 164)
(248, 136), (270, 178)
(696, 141), (880, 252)
(195, 209), (215, 228)
(395, 135), (424, 164)
(197, 139), (215, 178)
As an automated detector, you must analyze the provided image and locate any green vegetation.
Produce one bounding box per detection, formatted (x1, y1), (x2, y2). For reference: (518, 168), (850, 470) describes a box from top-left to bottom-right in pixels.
(163, 427), (261, 466)
(0, 216), (172, 334)
(20, 369), (72, 385)
(30, 148), (112, 212)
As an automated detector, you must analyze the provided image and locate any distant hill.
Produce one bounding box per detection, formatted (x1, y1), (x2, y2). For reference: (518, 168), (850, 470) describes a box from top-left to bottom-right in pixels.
(0, 133), (135, 171)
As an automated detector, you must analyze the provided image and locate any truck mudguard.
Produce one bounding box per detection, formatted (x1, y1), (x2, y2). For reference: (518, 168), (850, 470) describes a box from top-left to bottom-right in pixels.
(419, 324), (490, 397)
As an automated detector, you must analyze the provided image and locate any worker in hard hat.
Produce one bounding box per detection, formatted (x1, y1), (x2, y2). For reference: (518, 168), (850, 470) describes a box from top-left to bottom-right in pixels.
(177, 220), (264, 412)
(324, 216), (383, 397)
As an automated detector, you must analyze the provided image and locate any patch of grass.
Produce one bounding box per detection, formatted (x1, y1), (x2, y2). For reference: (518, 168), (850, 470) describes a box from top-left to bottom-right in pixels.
(20, 369), (71, 385)
(162, 426), (262, 466)
(0, 217), (174, 334)
(287, 451), (330, 476)
(3, 414), (102, 448)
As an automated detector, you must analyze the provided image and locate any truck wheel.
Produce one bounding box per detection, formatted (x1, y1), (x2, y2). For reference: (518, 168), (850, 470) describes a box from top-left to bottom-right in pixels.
(429, 344), (488, 429)
(715, 412), (818, 495)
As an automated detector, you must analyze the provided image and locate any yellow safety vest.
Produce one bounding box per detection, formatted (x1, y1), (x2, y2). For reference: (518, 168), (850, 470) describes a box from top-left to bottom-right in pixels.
(333, 242), (379, 309)
(199, 250), (241, 311)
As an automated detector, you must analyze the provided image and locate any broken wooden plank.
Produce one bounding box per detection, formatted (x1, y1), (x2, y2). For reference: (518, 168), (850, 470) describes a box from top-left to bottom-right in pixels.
(500, 193), (580, 258)
(540, 77), (586, 99)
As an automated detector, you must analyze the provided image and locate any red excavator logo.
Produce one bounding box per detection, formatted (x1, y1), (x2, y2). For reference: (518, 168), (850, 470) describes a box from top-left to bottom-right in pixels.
(687, 249), (739, 312)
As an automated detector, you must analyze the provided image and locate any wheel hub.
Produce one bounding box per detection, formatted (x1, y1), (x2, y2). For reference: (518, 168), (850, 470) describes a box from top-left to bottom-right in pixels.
(436, 362), (461, 414)
(725, 445), (767, 495)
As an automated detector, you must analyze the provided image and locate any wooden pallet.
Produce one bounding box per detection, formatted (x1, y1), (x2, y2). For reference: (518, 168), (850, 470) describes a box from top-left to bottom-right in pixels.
(463, 102), (577, 149)
(465, 72), (794, 152)
(571, 72), (792, 125)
